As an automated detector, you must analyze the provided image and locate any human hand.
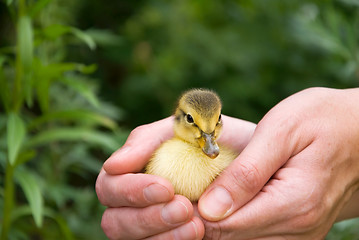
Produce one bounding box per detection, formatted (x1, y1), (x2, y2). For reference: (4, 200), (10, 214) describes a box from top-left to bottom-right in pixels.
(197, 87), (359, 239)
(96, 116), (255, 239)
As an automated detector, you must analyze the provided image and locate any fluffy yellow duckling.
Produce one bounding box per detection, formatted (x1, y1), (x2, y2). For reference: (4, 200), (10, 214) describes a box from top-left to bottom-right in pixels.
(145, 89), (238, 201)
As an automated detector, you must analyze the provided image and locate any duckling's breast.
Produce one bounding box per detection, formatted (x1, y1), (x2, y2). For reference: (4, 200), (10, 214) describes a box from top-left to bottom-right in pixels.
(145, 138), (237, 201)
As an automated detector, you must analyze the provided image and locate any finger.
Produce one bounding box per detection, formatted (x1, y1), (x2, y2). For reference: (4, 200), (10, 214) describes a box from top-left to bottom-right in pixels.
(101, 195), (194, 240)
(218, 115), (256, 152)
(145, 217), (205, 240)
(198, 107), (314, 221)
(96, 169), (174, 207)
(104, 117), (174, 175)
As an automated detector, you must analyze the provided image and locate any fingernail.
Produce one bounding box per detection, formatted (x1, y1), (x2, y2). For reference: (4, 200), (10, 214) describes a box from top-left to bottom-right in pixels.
(172, 220), (198, 240)
(200, 187), (233, 220)
(161, 200), (189, 224)
(143, 183), (171, 203)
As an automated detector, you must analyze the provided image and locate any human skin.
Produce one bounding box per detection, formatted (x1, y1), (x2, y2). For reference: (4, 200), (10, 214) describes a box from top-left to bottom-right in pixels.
(96, 115), (255, 240)
(96, 87), (359, 239)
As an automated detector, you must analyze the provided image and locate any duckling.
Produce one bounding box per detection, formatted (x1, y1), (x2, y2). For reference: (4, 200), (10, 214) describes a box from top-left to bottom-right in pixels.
(145, 89), (238, 201)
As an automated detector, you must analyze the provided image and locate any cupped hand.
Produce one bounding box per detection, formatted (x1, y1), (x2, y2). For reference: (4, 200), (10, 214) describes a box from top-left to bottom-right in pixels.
(96, 116), (255, 239)
(198, 87), (359, 239)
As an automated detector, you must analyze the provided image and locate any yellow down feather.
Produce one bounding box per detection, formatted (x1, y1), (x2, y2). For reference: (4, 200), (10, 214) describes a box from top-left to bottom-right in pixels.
(145, 89), (238, 201)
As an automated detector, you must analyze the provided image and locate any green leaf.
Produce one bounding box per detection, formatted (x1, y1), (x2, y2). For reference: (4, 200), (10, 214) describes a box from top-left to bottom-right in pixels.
(61, 77), (100, 108)
(17, 16), (33, 71)
(32, 60), (98, 112)
(7, 113), (26, 166)
(11, 205), (32, 224)
(24, 127), (119, 151)
(27, 110), (118, 130)
(42, 24), (72, 40)
(29, 0), (52, 18)
(11, 206), (74, 240)
(17, 16), (34, 107)
(35, 60), (78, 78)
(14, 150), (36, 167)
(32, 60), (77, 112)
(71, 27), (96, 50)
(44, 208), (75, 240)
(292, 8), (351, 59)
(14, 169), (44, 227)
(77, 63), (97, 74)
(40, 25), (97, 50)
(84, 29), (123, 46)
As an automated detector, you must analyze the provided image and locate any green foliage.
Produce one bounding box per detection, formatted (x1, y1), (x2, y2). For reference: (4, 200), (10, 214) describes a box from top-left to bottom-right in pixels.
(7, 113), (26, 166)
(0, 0), (126, 239)
(15, 169), (44, 228)
(327, 219), (359, 240)
(75, 0), (359, 238)
(78, 0), (359, 127)
(1, 0), (359, 239)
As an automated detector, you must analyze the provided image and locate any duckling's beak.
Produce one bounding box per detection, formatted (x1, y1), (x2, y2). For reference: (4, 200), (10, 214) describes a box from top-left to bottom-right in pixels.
(200, 132), (219, 159)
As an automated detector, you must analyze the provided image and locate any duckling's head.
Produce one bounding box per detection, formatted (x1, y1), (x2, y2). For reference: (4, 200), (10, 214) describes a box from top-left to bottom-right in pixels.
(174, 89), (223, 159)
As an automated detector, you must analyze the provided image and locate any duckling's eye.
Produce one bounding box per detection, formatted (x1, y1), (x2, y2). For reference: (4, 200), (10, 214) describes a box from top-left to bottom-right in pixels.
(186, 114), (194, 124)
(218, 114), (222, 122)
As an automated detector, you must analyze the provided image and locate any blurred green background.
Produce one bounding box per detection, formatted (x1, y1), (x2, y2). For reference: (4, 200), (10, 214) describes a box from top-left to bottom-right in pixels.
(1, 0), (359, 239)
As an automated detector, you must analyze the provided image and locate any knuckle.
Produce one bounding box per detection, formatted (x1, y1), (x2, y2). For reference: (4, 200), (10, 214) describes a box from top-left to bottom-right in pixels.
(129, 125), (148, 139)
(203, 219), (223, 240)
(101, 209), (123, 240)
(291, 211), (321, 232)
(297, 204), (324, 231)
(288, 192), (326, 232)
(227, 161), (262, 194)
(136, 212), (153, 230)
(117, 175), (146, 206)
(125, 124), (152, 148)
(129, 208), (162, 239)
(122, 186), (140, 206)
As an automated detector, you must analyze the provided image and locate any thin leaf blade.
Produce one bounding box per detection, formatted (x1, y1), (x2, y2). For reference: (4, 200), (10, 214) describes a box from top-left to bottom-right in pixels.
(61, 77), (100, 108)
(71, 27), (96, 50)
(14, 169), (44, 227)
(17, 16), (33, 72)
(17, 16), (34, 107)
(24, 127), (119, 152)
(27, 110), (118, 130)
(7, 113), (26, 165)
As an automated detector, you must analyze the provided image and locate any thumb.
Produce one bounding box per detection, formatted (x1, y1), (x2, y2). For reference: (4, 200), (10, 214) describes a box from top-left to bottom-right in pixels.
(198, 112), (310, 221)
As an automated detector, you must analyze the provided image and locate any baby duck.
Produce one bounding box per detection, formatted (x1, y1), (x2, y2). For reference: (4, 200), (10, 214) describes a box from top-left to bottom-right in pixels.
(145, 89), (238, 201)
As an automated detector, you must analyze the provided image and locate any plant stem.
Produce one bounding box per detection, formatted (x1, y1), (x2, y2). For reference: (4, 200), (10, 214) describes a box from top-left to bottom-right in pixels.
(1, 162), (15, 240)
